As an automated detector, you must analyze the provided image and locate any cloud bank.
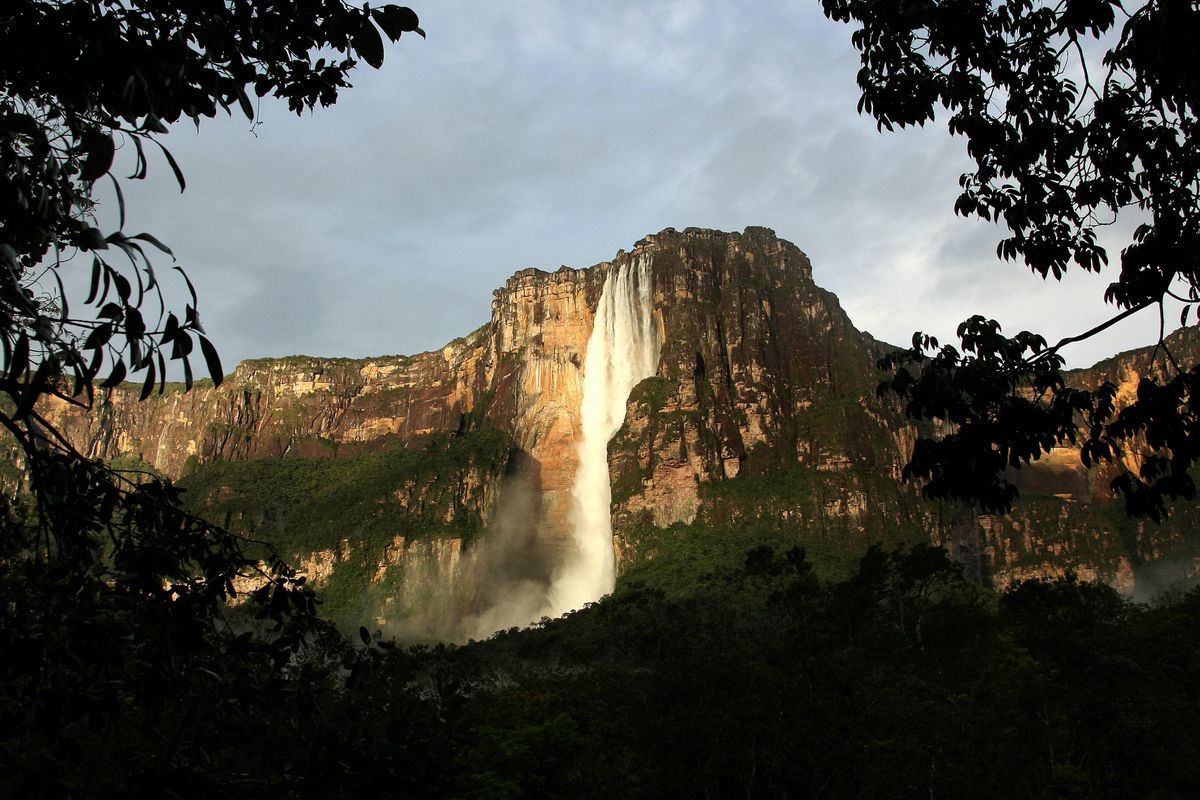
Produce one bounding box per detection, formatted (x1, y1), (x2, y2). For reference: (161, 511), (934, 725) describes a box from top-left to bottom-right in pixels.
(95, 2), (1172, 373)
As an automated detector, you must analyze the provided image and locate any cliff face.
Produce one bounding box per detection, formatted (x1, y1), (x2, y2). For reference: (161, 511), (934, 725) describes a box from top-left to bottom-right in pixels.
(606, 228), (911, 529)
(981, 327), (1200, 593)
(44, 264), (607, 545)
(39, 227), (1200, 634)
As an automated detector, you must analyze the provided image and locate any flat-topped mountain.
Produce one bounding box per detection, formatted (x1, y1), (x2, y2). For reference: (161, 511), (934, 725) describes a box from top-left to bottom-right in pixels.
(41, 227), (1200, 638)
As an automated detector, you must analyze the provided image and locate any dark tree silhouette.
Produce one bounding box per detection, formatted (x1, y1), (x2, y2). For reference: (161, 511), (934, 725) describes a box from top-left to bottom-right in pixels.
(0, 2), (422, 792)
(822, 0), (1200, 519)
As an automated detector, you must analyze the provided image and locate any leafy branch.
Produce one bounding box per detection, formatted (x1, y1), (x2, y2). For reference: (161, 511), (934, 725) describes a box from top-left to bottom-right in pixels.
(825, 0), (1200, 517)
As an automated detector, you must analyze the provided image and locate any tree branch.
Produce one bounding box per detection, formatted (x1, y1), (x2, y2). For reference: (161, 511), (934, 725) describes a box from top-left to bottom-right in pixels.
(1028, 300), (1153, 365)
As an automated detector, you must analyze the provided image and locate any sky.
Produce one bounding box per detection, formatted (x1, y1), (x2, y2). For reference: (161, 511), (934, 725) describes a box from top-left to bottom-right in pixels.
(96, 1), (1174, 374)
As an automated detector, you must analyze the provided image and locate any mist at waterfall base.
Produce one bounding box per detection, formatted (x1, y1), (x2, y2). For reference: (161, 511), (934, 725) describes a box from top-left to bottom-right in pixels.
(383, 258), (661, 643)
(376, 453), (554, 643)
(458, 453), (558, 640)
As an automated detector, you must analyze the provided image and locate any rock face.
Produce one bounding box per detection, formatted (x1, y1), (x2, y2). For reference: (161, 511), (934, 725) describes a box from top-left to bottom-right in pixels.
(46, 264), (608, 548)
(40, 227), (1200, 634)
(606, 227), (910, 519)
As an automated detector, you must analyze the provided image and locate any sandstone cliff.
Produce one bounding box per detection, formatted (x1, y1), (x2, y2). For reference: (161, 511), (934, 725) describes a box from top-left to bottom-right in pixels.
(38, 227), (1200, 634)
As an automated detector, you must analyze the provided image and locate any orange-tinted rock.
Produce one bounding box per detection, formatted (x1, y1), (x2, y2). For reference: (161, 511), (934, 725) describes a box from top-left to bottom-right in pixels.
(38, 227), (1200, 608)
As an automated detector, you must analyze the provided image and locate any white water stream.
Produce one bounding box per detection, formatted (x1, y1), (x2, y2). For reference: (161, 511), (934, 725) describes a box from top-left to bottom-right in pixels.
(548, 254), (660, 615)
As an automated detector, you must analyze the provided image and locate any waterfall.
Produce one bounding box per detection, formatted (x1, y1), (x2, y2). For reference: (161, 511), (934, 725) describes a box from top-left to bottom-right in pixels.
(548, 254), (660, 614)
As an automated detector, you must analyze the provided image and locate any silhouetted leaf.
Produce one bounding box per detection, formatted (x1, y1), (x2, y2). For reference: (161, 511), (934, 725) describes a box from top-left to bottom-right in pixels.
(161, 313), (180, 345)
(112, 272), (132, 302)
(16, 356), (56, 418)
(143, 114), (168, 134)
(10, 332), (28, 381)
(235, 84), (255, 120)
(150, 138), (185, 192)
(128, 133), (147, 179)
(171, 331), (193, 360)
(129, 233), (174, 257)
(124, 306), (145, 339)
(373, 6), (424, 40)
(83, 323), (114, 350)
(354, 18), (385, 68)
(80, 227), (108, 250)
(79, 129), (115, 182)
(52, 271), (69, 323)
(101, 358), (127, 388)
(174, 266), (198, 307)
(139, 360), (156, 400)
(154, 350), (166, 395)
(107, 173), (126, 229)
(199, 335), (223, 387)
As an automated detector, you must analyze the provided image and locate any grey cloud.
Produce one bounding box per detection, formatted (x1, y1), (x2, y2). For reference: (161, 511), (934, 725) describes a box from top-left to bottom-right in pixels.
(98, 2), (1161, 375)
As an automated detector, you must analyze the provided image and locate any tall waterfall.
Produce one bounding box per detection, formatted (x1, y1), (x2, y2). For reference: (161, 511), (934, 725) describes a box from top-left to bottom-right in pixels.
(549, 254), (660, 614)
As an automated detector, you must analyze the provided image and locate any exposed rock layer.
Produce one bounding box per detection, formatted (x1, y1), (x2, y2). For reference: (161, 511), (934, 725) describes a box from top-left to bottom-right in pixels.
(41, 228), (1200, 627)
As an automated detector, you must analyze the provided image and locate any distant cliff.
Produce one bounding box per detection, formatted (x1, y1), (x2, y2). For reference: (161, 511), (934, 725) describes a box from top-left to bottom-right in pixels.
(40, 227), (1200, 635)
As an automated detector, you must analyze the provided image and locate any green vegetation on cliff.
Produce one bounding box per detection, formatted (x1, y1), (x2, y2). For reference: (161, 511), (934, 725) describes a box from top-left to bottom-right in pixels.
(179, 428), (511, 558)
(618, 465), (937, 595)
(176, 428), (512, 627)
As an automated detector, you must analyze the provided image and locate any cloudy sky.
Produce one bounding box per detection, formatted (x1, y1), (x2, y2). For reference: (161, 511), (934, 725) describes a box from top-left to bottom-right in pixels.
(99, 1), (1170, 373)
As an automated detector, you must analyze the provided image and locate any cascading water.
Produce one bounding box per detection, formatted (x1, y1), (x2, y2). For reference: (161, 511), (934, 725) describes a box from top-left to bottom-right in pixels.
(548, 254), (660, 615)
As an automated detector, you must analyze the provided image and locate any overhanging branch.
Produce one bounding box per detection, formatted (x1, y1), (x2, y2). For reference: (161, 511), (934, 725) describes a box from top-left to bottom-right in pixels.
(1028, 300), (1153, 365)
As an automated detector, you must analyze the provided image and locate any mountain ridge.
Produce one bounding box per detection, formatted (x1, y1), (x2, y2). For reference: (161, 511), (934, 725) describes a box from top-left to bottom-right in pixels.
(38, 226), (1200, 636)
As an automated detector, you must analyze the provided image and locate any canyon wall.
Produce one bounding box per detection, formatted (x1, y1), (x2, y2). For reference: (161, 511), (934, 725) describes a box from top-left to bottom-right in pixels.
(40, 227), (1200, 635)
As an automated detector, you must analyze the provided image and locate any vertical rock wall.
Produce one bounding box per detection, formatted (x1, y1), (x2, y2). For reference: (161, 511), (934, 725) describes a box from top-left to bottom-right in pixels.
(34, 227), (1200, 631)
